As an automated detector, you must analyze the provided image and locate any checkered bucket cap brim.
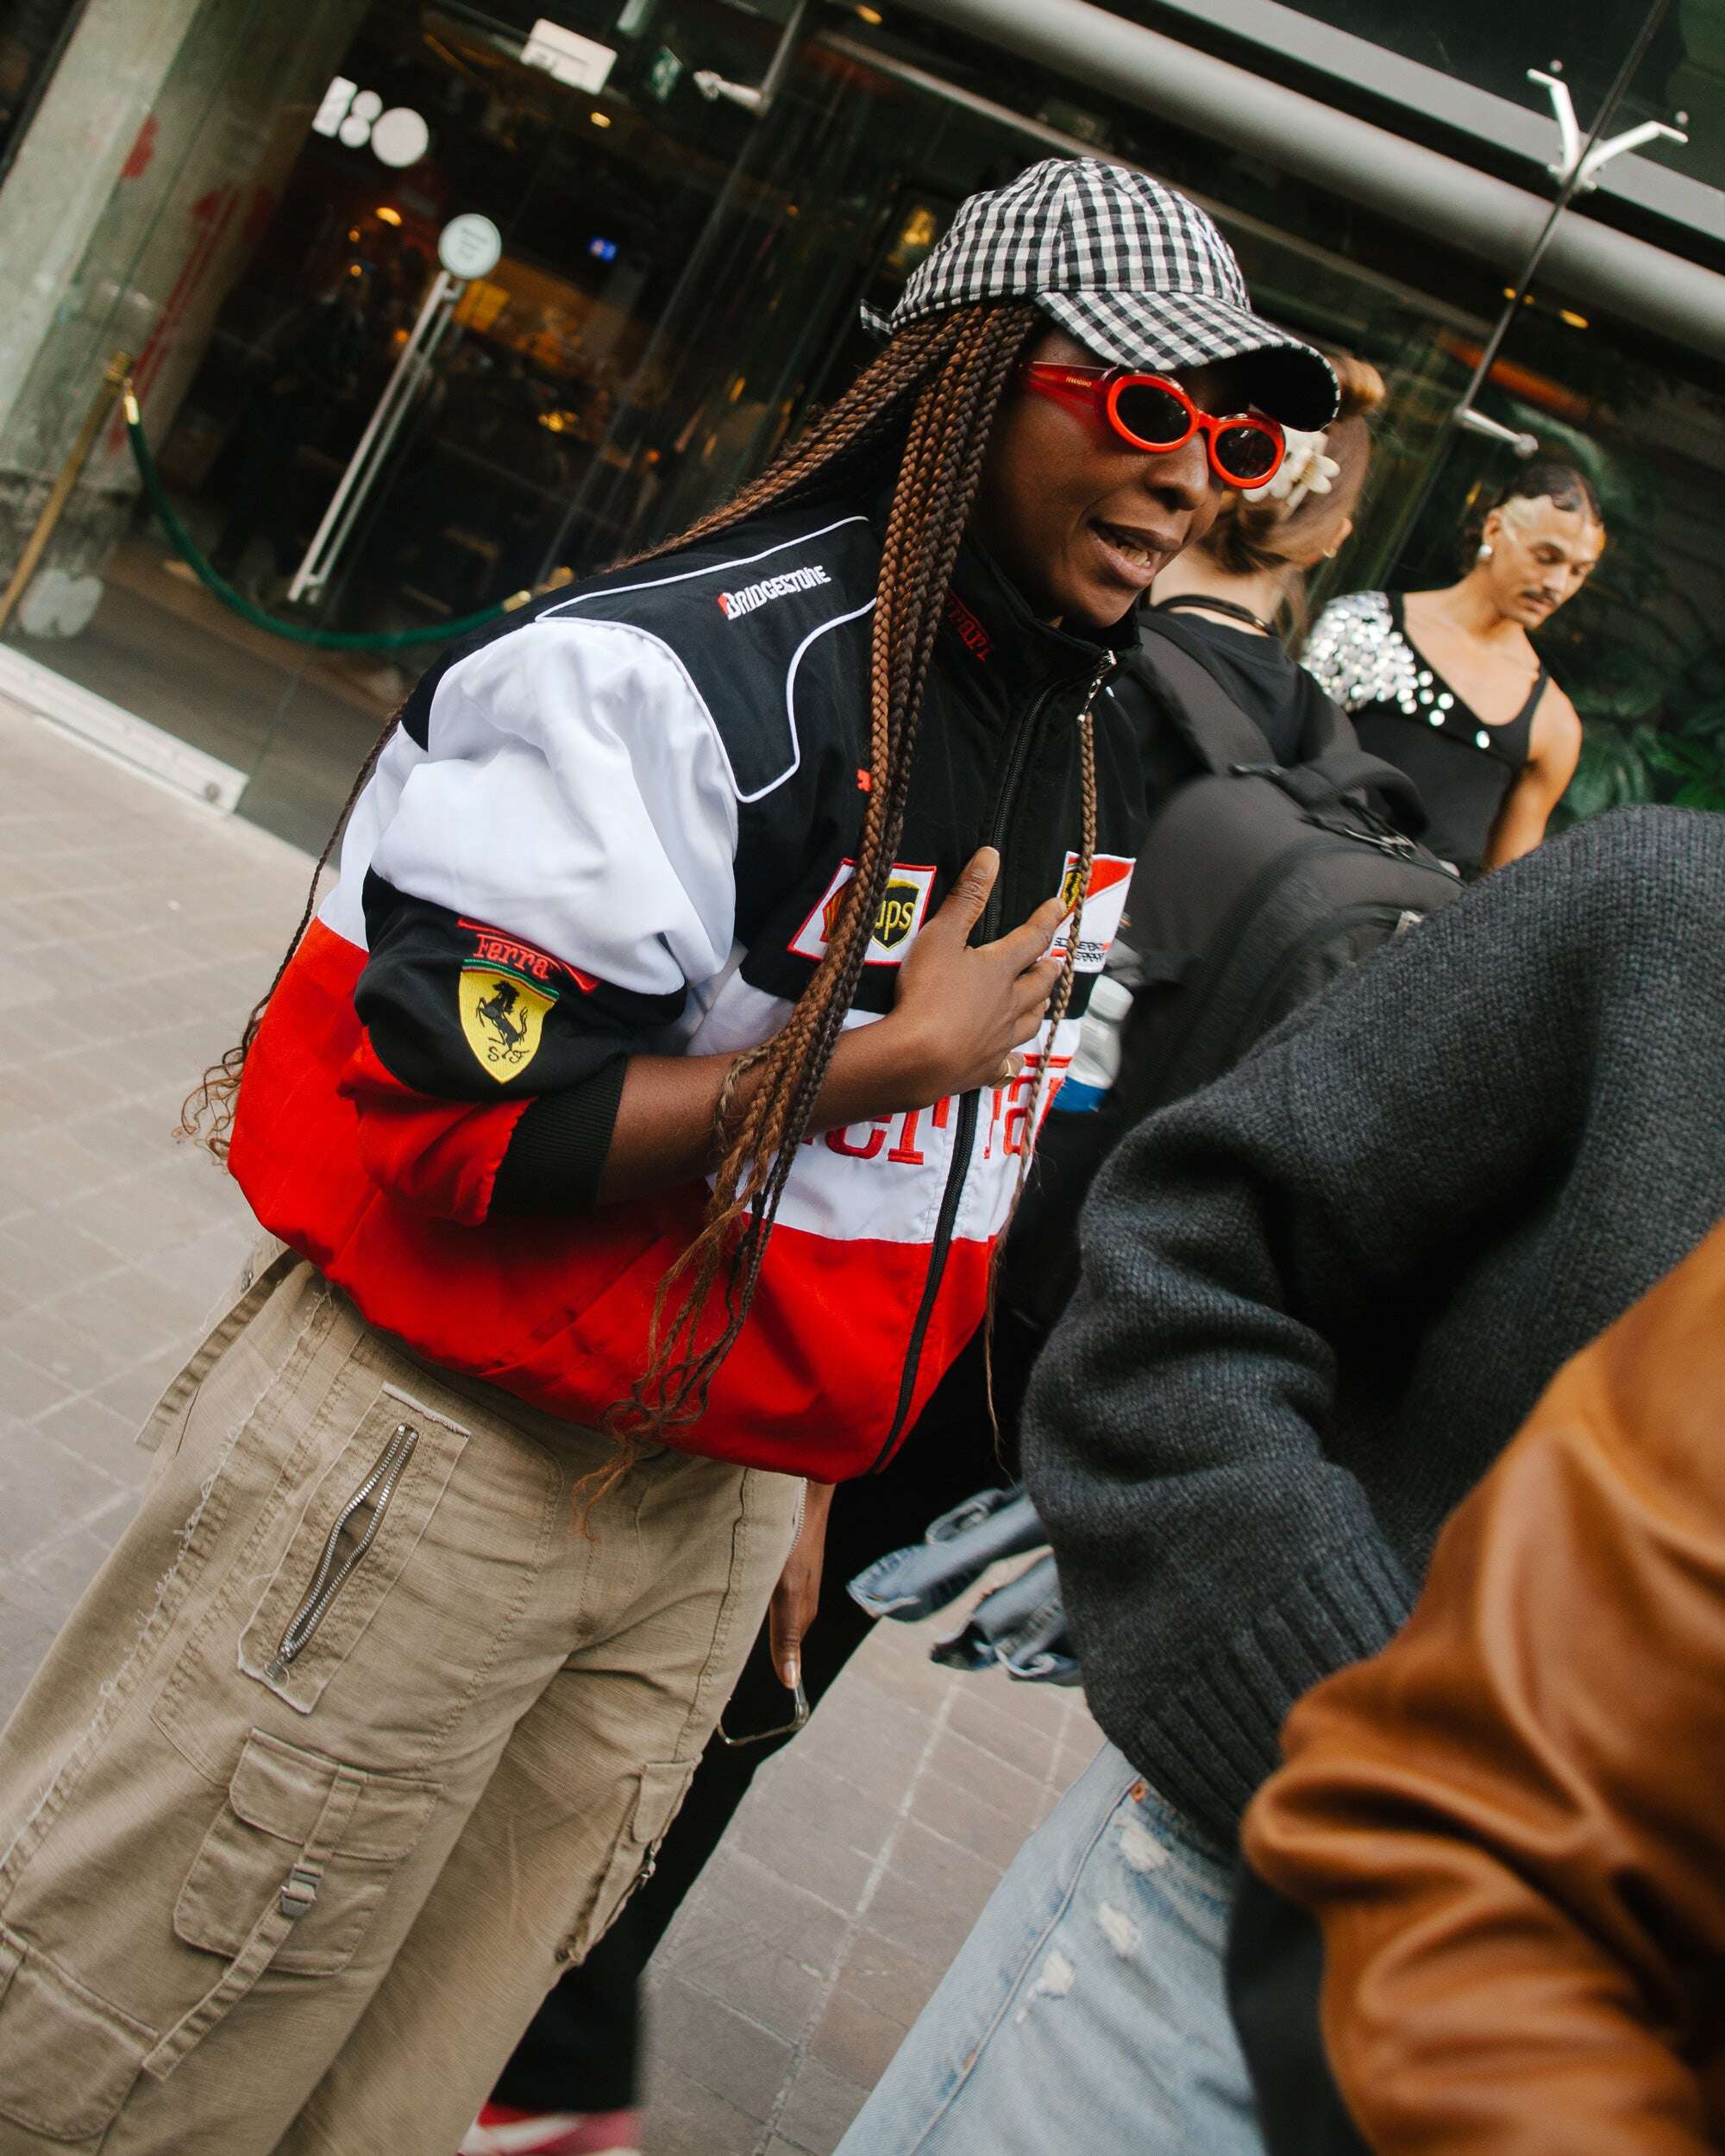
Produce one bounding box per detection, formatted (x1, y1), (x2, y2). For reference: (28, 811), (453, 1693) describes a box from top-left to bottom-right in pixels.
(862, 158), (1337, 431)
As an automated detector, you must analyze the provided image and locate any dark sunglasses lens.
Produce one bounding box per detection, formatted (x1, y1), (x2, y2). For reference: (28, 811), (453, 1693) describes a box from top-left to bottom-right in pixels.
(1216, 424), (1281, 482)
(1111, 382), (1192, 448)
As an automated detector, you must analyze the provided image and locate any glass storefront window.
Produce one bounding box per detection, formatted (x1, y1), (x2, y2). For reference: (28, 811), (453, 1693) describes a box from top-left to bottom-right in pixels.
(1388, 293), (1725, 819)
(1112, 0), (1700, 175)
(0, 0), (1508, 845)
(1634, 0), (1725, 190)
(11, 0), (813, 848)
(5, 0), (1716, 850)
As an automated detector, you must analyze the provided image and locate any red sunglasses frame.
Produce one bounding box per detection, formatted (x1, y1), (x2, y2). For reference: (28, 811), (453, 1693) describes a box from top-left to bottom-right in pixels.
(1019, 363), (1286, 488)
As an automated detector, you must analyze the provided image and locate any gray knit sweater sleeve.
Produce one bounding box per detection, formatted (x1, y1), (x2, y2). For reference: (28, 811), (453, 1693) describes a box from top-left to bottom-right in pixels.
(1023, 811), (1691, 1846)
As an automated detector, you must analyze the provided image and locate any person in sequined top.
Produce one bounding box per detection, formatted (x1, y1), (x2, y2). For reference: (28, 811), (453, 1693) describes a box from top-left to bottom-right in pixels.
(1304, 458), (1603, 875)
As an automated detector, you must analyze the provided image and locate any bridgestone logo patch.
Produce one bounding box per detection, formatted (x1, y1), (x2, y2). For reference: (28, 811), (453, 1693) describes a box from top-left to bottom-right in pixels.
(717, 564), (831, 618)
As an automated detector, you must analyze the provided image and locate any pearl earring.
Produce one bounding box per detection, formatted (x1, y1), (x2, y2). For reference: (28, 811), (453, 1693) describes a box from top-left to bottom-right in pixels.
(1477, 542), (1494, 562)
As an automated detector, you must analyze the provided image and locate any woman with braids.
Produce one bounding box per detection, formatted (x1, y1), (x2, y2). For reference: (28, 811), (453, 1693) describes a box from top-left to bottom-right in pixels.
(0, 160), (1333, 2155)
(467, 326), (1376, 2145)
(1305, 454), (1604, 875)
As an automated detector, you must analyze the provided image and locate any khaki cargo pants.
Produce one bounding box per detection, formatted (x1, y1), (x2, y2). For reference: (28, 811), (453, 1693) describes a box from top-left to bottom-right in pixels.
(0, 1248), (801, 2153)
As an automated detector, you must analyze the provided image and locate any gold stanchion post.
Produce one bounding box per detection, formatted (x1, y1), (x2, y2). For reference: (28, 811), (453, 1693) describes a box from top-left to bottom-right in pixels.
(0, 348), (135, 636)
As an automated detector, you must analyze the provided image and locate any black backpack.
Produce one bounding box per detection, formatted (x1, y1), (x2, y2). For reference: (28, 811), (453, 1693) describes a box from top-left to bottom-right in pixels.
(999, 628), (1461, 1338)
(1110, 630), (1463, 1121)
(865, 633), (1467, 1675)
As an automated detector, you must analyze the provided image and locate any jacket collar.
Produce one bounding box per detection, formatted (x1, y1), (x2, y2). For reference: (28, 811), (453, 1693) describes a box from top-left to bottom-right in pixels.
(844, 481), (1135, 703)
(944, 534), (1139, 699)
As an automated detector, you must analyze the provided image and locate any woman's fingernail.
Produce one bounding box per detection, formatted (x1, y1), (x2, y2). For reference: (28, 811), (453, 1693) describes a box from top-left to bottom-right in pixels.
(781, 1654), (800, 1689)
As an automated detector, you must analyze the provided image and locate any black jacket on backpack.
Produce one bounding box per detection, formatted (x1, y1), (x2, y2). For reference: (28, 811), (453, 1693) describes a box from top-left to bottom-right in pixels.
(1024, 807), (1725, 1846)
(1113, 626), (1461, 1119)
(1000, 616), (1458, 1336)
(858, 611), (1460, 1665)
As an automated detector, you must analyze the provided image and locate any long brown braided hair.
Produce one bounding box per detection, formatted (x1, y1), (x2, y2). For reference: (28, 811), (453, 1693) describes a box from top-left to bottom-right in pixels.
(182, 298), (1061, 1469)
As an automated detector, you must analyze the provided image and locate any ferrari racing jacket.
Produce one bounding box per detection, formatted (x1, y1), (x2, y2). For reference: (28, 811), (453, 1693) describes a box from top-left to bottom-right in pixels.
(229, 500), (1150, 1477)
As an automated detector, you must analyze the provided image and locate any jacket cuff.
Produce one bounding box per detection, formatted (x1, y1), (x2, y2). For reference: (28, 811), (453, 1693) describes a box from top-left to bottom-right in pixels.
(1101, 1541), (1414, 1848)
(489, 1057), (630, 1216)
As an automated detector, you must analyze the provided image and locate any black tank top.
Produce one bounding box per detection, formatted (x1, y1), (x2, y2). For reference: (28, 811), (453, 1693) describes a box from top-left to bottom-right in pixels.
(1304, 591), (1546, 876)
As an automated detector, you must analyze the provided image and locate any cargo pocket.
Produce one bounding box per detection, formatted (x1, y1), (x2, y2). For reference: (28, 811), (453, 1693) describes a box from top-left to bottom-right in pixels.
(0, 1720), (425, 2144)
(556, 1760), (694, 1968)
(237, 1387), (467, 1714)
(0, 1925), (157, 2142)
(151, 1729), (436, 2082)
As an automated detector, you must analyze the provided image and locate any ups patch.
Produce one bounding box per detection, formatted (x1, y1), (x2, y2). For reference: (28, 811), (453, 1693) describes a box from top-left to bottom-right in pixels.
(789, 860), (937, 968)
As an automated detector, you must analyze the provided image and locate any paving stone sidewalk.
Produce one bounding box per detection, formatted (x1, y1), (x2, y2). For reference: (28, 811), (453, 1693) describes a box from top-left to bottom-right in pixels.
(0, 702), (312, 1707)
(0, 696), (1101, 2153)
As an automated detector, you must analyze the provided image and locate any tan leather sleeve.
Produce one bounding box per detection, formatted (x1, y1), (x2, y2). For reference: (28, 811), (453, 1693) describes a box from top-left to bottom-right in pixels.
(1242, 1220), (1725, 2156)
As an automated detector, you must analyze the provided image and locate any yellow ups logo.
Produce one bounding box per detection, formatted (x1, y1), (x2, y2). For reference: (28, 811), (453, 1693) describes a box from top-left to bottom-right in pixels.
(875, 879), (922, 949)
(792, 860), (938, 967)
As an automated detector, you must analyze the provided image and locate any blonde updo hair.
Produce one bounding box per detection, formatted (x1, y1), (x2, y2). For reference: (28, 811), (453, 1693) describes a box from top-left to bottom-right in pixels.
(1201, 353), (1386, 624)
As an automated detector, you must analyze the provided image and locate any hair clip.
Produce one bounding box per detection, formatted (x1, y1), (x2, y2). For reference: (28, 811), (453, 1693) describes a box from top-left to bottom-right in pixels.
(1243, 427), (1339, 515)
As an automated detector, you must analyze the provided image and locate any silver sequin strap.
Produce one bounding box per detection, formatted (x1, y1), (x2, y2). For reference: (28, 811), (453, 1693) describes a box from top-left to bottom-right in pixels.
(1302, 591), (1409, 712)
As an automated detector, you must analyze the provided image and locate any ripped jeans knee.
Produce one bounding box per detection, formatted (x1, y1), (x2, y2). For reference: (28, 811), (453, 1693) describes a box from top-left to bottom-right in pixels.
(832, 1745), (1262, 2156)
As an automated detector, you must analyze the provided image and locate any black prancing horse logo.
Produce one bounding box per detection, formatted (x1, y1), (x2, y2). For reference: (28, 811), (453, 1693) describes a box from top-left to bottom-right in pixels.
(476, 976), (529, 1052)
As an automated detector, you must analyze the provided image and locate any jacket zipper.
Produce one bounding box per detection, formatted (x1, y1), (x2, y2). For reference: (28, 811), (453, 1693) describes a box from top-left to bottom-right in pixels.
(871, 654), (1115, 1471)
(267, 1420), (419, 1678)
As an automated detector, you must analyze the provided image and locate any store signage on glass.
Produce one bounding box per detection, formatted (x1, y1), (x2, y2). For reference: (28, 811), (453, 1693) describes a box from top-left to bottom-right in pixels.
(647, 47), (683, 102)
(438, 215), (505, 284)
(520, 20), (618, 93)
(310, 77), (430, 168)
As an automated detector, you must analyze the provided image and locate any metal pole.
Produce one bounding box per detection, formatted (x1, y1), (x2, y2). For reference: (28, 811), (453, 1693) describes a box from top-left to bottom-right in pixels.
(881, 0), (1722, 359)
(531, 3), (819, 581)
(289, 271), (461, 603)
(693, 0), (808, 113)
(0, 348), (133, 636)
(757, 0), (809, 110)
(1377, 0), (1677, 570)
(308, 285), (464, 598)
(1458, 410), (1540, 457)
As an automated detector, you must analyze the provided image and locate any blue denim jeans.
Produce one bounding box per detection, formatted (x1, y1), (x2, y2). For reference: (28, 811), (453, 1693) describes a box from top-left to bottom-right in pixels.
(835, 1743), (1263, 2156)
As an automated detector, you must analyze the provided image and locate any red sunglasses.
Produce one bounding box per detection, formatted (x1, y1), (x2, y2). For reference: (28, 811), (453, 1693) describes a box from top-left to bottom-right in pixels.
(1019, 363), (1285, 489)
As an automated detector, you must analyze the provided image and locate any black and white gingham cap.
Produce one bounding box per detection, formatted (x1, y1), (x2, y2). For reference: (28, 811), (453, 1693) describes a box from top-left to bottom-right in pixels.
(863, 158), (1337, 431)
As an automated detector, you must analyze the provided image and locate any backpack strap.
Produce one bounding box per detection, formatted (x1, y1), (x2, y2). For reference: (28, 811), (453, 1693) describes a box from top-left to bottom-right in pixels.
(1273, 749), (1429, 835)
(1132, 627), (1277, 773)
(1136, 624), (1431, 836)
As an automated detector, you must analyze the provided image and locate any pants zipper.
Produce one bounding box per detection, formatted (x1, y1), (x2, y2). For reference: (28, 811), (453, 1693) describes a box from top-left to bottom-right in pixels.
(267, 1420), (419, 1678)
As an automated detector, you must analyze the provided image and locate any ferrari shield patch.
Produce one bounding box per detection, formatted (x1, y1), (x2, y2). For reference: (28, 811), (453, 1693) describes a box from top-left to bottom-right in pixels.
(459, 965), (556, 1082)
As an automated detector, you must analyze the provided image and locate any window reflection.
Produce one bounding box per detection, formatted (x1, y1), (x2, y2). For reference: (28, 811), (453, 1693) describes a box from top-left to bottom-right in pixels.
(9, 0), (1718, 843)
